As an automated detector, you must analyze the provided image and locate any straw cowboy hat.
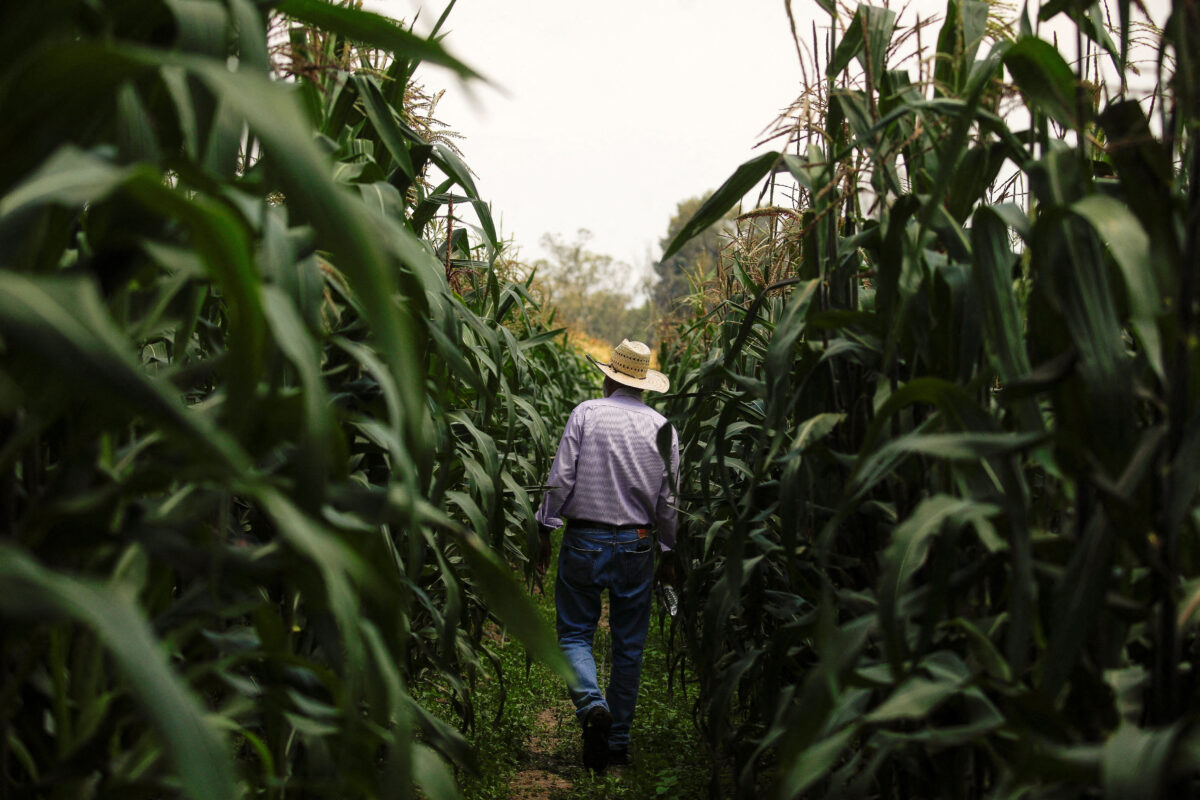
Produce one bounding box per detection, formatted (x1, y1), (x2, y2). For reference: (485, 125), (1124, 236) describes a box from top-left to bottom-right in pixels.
(587, 339), (670, 393)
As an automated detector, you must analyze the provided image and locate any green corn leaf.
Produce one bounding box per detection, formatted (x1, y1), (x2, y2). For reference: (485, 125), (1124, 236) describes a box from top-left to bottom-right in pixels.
(272, 0), (484, 81)
(176, 52), (431, 462)
(1039, 0), (1122, 74)
(334, 336), (405, 462)
(787, 413), (845, 456)
(262, 286), (338, 498)
(1098, 101), (1175, 252)
(662, 151), (780, 261)
(116, 82), (161, 163)
(1070, 194), (1163, 380)
(413, 744), (459, 800)
(941, 618), (1013, 681)
(229, 0), (270, 72)
(450, 527), (572, 683)
(828, 9), (866, 77)
(1002, 36), (1080, 128)
(865, 676), (963, 723)
(1036, 205), (1137, 474)
(161, 65), (201, 158)
(851, 431), (1043, 501)
(935, 0), (989, 94)
(1042, 426), (1165, 696)
(0, 145), (137, 215)
(1168, 404), (1200, 537)
(765, 279), (820, 386)
(1102, 723), (1184, 800)
(354, 74), (416, 180)
(878, 496), (1000, 671)
(0, 546), (236, 800)
(164, 0), (228, 57)
(0, 271), (249, 473)
(202, 98), (243, 177)
(827, 5), (895, 83)
(771, 723), (860, 800)
(2, 143), (270, 423)
(429, 143), (498, 251)
(970, 205), (1033, 382)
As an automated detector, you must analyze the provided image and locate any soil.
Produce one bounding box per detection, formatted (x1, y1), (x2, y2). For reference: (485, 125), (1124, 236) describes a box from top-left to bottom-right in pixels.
(507, 704), (576, 800)
(506, 593), (617, 799)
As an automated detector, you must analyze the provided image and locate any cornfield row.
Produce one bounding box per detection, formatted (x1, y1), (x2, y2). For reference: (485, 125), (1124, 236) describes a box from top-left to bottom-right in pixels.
(7, 0), (1200, 798)
(661, 0), (1200, 797)
(0, 1), (592, 798)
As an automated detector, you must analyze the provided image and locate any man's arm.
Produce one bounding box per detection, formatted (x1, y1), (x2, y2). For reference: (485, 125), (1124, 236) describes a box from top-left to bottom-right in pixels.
(536, 523), (554, 575)
(653, 424), (680, 586)
(534, 406), (585, 574)
(654, 424), (680, 552)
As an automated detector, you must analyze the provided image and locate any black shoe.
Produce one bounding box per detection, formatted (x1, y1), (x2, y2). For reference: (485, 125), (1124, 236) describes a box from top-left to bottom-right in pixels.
(607, 747), (631, 767)
(581, 706), (612, 772)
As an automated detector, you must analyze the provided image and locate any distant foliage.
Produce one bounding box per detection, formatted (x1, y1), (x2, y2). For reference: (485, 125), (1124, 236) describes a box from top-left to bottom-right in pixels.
(651, 192), (737, 330)
(530, 229), (654, 346)
(661, 0), (1200, 797)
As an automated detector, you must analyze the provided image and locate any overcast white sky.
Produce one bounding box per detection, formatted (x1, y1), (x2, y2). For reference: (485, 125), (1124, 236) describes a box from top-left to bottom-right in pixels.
(371, 0), (808, 282)
(370, 0), (1170, 289)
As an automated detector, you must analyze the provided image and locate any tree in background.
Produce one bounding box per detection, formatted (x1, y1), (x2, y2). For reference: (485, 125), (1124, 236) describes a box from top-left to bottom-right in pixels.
(532, 229), (652, 346)
(651, 193), (736, 328)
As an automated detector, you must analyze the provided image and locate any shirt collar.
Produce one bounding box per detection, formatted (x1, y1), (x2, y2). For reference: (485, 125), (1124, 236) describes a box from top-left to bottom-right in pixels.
(609, 386), (645, 403)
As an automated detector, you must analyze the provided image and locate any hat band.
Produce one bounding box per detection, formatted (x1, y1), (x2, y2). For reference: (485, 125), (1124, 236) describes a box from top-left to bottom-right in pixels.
(594, 358), (648, 380)
(611, 351), (648, 379)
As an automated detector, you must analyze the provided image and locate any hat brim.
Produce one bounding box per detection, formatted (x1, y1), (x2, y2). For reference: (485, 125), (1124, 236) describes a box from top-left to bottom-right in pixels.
(588, 355), (670, 393)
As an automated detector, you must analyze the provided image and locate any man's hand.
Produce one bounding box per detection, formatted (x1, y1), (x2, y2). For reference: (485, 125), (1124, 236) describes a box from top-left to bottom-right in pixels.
(536, 525), (553, 575)
(655, 549), (676, 587)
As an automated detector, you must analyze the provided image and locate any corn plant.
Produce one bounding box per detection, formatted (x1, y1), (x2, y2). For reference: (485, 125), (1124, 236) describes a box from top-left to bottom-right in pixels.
(662, 0), (1200, 797)
(0, 1), (588, 797)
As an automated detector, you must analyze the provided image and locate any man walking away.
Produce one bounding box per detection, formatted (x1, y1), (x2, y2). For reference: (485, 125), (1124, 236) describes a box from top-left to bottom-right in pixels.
(535, 339), (679, 773)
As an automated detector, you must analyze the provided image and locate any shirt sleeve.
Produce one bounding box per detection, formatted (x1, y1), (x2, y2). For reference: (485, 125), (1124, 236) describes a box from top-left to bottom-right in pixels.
(535, 405), (584, 530)
(655, 424), (680, 551)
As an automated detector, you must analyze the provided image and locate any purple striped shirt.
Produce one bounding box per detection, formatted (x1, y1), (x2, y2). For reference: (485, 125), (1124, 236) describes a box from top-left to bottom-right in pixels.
(536, 387), (679, 551)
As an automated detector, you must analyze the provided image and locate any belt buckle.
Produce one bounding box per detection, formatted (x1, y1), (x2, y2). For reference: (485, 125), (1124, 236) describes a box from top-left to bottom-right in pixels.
(636, 528), (649, 539)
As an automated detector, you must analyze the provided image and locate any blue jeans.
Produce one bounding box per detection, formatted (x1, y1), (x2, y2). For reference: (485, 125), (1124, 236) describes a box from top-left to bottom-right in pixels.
(555, 525), (654, 750)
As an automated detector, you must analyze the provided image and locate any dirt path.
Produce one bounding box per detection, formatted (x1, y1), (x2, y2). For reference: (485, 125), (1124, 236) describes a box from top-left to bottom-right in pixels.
(506, 702), (576, 800)
(460, 567), (708, 799)
(507, 601), (616, 800)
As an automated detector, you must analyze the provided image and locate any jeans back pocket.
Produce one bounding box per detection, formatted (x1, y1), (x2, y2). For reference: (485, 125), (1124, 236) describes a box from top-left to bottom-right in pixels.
(561, 540), (604, 586)
(616, 539), (653, 588)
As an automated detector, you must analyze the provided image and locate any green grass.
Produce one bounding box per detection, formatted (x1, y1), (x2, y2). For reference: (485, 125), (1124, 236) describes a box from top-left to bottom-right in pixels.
(431, 539), (714, 800)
